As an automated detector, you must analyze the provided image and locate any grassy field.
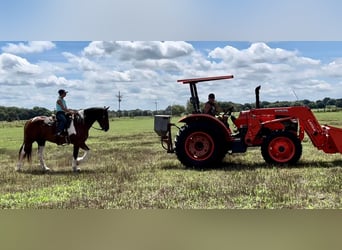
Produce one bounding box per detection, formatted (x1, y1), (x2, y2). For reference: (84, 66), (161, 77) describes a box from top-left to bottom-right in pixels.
(0, 112), (341, 208)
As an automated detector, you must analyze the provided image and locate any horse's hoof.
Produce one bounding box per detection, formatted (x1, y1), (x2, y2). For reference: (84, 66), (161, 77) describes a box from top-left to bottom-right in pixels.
(42, 166), (51, 172)
(73, 167), (81, 173)
(16, 164), (22, 172)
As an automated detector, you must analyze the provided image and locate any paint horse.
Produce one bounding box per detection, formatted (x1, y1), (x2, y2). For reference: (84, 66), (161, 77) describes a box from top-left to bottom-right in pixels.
(17, 107), (109, 172)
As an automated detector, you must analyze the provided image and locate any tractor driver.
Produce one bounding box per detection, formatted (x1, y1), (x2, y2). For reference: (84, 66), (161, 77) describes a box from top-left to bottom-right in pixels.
(203, 93), (220, 116)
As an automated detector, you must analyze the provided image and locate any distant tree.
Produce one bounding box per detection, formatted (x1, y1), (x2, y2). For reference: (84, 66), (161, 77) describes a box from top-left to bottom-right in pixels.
(336, 99), (342, 108)
(327, 99), (336, 106)
(293, 101), (303, 106)
(260, 101), (271, 108)
(300, 99), (317, 109)
(0, 106), (52, 121)
(322, 97), (331, 106)
(0, 109), (8, 121)
(131, 109), (143, 116)
(307, 102), (317, 109)
(219, 101), (238, 112)
(242, 103), (253, 110)
(186, 100), (203, 114)
(316, 100), (325, 109)
(165, 105), (186, 116)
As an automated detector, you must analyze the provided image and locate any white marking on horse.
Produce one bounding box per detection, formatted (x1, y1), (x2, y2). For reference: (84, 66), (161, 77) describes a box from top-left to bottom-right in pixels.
(31, 116), (42, 122)
(38, 145), (50, 171)
(77, 150), (90, 163)
(31, 116), (54, 125)
(78, 109), (84, 119)
(16, 144), (26, 171)
(71, 149), (90, 172)
(43, 116), (55, 125)
(67, 119), (76, 135)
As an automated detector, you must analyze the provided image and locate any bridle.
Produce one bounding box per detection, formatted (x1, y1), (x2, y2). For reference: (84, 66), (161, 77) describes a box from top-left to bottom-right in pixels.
(84, 107), (109, 131)
(92, 113), (108, 131)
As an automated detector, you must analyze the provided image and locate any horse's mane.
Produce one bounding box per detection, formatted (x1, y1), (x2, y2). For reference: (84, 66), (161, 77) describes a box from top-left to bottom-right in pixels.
(83, 107), (108, 117)
(76, 107), (108, 124)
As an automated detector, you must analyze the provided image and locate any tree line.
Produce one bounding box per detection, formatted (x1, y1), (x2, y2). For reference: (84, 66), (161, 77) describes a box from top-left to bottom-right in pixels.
(0, 106), (52, 121)
(1, 97), (342, 121)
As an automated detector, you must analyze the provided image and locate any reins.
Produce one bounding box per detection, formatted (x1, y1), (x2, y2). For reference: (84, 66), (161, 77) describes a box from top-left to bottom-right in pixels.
(91, 126), (104, 131)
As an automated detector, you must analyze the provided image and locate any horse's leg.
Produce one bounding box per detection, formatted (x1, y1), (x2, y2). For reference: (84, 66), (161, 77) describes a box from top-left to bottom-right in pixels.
(72, 145), (81, 172)
(38, 142), (50, 172)
(76, 143), (90, 164)
(17, 142), (33, 171)
(16, 143), (26, 171)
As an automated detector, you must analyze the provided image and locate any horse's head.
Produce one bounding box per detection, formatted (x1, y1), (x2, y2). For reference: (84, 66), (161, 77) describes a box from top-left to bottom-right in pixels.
(82, 107), (110, 131)
(97, 106), (110, 131)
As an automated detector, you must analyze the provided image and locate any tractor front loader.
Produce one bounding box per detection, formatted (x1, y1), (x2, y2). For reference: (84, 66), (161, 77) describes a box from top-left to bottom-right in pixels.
(154, 75), (342, 168)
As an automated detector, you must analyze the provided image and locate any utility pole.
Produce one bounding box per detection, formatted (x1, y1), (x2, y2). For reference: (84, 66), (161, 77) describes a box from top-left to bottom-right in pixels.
(154, 100), (158, 115)
(116, 91), (123, 118)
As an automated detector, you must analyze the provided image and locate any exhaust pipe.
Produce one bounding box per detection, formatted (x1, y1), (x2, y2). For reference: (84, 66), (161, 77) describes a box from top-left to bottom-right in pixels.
(255, 85), (261, 108)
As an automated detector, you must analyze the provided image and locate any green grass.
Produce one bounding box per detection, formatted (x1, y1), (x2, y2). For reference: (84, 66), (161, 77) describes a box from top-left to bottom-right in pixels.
(0, 126), (24, 151)
(0, 113), (341, 208)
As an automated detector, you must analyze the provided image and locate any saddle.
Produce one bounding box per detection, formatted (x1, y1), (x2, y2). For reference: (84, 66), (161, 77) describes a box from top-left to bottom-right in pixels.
(31, 115), (56, 126)
(34, 114), (77, 135)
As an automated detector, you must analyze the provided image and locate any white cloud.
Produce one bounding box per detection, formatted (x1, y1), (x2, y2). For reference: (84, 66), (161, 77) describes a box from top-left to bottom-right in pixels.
(0, 52), (80, 88)
(204, 43), (325, 91)
(322, 59), (342, 77)
(82, 41), (119, 57)
(0, 53), (41, 76)
(34, 75), (82, 88)
(1, 41), (56, 54)
(84, 70), (131, 84)
(63, 52), (100, 72)
(133, 59), (181, 73)
(83, 41), (195, 60)
(208, 42), (320, 67)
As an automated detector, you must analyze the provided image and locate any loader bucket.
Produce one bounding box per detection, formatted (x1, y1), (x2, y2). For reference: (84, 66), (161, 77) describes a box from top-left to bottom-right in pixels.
(324, 125), (342, 153)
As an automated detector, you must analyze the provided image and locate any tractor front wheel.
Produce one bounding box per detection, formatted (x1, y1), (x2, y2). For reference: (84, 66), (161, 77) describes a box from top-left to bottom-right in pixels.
(175, 124), (226, 169)
(261, 131), (302, 165)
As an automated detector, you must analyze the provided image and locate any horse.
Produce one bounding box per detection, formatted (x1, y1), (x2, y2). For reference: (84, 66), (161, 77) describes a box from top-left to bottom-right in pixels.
(17, 107), (109, 172)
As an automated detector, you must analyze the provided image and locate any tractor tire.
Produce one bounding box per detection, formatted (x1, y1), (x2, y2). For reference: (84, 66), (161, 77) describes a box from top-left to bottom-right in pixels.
(175, 124), (227, 169)
(261, 131), (302, 165)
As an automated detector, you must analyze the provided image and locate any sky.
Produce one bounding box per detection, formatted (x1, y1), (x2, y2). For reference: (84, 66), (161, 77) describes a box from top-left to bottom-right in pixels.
(1, 1), (342, 111)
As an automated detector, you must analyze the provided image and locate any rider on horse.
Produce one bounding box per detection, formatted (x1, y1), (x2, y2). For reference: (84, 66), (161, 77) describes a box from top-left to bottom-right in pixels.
(56, 89), (75, 137)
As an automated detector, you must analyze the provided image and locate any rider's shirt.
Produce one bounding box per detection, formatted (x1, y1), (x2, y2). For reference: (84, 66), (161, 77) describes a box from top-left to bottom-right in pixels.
(56, 97), (67, 113)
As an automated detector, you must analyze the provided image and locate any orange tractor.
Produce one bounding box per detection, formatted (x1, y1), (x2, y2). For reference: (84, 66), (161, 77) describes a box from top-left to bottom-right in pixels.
(154, 75), (342, 168)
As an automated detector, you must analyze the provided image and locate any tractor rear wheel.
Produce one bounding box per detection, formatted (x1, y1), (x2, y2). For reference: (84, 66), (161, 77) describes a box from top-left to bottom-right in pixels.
(261, 131), (302, 165)
(175, 124), (226, 169)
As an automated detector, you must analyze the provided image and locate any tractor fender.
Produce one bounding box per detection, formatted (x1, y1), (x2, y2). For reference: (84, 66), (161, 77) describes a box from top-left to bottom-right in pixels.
(178, 114), (232, 141)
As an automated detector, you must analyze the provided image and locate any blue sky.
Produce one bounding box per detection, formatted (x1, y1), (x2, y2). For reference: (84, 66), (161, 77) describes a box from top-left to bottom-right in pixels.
(0, 1), (342, 110)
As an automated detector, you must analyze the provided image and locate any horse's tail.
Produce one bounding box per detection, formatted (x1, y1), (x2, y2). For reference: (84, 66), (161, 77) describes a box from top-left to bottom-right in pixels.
(18, 143), (32, 162)
(18, 120), (34, 162)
